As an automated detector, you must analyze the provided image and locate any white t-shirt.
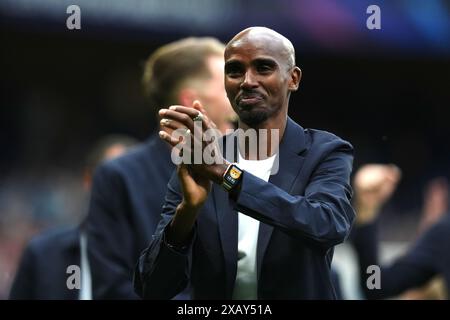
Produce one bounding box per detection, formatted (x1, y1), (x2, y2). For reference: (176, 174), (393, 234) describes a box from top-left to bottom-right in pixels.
(232, 152), (277, 300)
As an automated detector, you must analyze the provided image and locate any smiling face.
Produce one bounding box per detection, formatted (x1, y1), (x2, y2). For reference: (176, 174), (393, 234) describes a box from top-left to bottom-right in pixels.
(224, 27), (301, 127)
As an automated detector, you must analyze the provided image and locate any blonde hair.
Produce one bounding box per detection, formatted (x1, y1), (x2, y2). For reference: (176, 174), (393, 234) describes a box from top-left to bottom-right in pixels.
(142, 37), (225, 110)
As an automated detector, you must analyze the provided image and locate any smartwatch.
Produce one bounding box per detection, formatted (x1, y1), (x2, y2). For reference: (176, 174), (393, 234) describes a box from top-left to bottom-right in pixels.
(221, 163), (243, 192)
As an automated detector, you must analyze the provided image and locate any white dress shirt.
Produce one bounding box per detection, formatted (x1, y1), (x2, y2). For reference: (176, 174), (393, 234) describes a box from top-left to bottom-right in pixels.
(232, 151), (276, 300)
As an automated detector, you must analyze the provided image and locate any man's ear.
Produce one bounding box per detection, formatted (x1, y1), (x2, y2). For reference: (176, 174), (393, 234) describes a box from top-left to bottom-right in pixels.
(178, 88), (196, 107)
(288, 67), (302, 92)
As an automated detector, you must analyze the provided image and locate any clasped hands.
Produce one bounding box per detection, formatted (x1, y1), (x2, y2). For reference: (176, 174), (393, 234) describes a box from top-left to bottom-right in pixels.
(158, 101), (229, 210)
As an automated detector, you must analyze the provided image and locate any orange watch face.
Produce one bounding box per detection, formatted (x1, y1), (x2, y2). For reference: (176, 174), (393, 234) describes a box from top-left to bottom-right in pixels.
(229, 167), (242, 179)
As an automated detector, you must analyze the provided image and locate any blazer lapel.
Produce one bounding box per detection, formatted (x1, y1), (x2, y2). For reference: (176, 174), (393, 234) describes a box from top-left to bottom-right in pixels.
(256, 117), (308, 281)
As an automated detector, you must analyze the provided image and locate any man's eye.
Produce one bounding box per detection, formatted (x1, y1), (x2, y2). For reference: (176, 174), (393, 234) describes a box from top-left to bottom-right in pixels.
(226, 67), (243, 77)
(257, 65), (272, 73)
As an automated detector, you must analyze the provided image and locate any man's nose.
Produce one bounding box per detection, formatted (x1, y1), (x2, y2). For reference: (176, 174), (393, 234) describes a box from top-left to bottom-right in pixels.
(240, 70), (258, 89)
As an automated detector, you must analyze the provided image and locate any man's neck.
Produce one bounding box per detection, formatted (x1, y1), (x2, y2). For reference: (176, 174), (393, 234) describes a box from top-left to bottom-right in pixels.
(237, 112), (287, 160)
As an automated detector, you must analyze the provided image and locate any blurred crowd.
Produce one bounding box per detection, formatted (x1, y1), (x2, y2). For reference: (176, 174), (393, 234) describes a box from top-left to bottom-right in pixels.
(0, 170), (85, 298)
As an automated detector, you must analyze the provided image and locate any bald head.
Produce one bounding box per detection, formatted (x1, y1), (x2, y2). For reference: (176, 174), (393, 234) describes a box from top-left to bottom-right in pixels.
(226, 27), (296, 69)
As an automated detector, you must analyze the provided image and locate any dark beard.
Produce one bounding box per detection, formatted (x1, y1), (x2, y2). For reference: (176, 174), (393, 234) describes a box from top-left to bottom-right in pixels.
(238, 110), (269, 127)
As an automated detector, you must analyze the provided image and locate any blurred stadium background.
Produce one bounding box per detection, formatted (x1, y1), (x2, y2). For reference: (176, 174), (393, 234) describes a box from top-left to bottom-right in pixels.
(1, 0), (449, 299)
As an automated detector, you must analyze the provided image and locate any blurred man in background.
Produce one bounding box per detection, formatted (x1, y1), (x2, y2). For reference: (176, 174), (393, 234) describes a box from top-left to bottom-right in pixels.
(9, 135), (137, 299)
(86, 37), (236, 299)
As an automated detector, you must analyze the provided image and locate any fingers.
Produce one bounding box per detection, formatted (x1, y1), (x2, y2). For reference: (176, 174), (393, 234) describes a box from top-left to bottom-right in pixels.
(354, 163), (403, 212)
(160, 122), (204, 167)
(354, 163), (401, 191)
(160, 118), (186, 132)
(192, 100), (207, 115)
(385, 164), (402, 183)
(159, 108), (196, 133)
(159, 130), (184, 148)
(192, 101), (218, 130)
(158, 103), (223, 168)
(159, 104), (216, 132)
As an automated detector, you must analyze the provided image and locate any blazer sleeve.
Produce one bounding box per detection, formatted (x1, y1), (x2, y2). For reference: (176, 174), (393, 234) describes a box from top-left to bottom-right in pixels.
(233, 140), (355, 250)
(134, 170), (193, 299)
(85, 163), (139, 299)
(352, 219), (443, 299)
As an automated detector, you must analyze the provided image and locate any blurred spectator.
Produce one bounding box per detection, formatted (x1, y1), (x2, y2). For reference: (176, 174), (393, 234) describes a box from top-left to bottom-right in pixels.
(351, 164), (450, 299)
(8, 135), (137, 299)
(85, 37), (236, 299)
(352, 164), (402, 226)
(400, 177), (449, 299)
(331, 164), (401, 299)
(418, 178), (449, 234)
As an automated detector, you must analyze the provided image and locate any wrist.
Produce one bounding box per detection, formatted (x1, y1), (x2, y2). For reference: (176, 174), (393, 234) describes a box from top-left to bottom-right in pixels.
(177, 201), (201, 215)
(209, 162), (230, 184)
(168, 202), (199, 247)
(354, 201), (380, 225)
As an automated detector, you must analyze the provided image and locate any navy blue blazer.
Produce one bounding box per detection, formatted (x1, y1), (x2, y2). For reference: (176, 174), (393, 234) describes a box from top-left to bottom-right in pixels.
(86, 135), (175, 299)
(135, 117), (355, 299)
(9, 226), (80, 300)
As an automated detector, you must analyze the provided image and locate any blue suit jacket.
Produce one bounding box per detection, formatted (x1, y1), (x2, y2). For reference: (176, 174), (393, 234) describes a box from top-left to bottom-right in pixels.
(86, 135), (175, 299)
(135, 117), (355, 299)
(9, 226), (80, 300)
